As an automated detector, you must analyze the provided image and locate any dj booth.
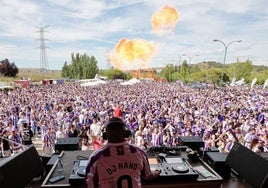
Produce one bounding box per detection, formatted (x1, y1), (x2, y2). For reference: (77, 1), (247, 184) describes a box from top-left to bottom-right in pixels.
(41, 149), (225, 188)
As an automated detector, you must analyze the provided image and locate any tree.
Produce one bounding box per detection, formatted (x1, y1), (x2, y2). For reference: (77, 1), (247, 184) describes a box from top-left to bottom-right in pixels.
(189, 67), (223, 87)
(190, 64), (201, 74)
(87, 56), (99, 79)
(161, 64), (176, 82)
(172, 60), (192, 83)
(0, 59), (18, 77)
(100, 69), (129, 80)
(227, 60), (253, 83)
(205, 68), (225, 86)
(61, 53), (99, 79)
(61, 61), (70, 78)
(180, 60), (190, 80)
(249, 69), (268, 85)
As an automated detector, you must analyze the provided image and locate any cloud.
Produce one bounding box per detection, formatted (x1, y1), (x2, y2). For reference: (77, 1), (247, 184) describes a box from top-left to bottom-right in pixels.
(0, 0), (267, 70)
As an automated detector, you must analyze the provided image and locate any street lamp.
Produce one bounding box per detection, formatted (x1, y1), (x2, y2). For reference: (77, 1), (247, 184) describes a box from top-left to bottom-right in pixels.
(213, 39), (242, 87)
(182, 54), (199, 65)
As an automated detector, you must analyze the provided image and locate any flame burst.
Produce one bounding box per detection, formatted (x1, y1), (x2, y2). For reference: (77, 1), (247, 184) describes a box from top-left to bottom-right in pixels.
(151, 5), (179, 33)
(109, 38), (155, 70)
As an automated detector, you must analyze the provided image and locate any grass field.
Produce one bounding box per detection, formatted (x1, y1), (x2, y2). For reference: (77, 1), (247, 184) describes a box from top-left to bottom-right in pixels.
(0, 68), (62, 84)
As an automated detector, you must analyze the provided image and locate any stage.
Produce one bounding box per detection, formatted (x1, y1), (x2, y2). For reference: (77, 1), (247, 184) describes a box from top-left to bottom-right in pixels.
(40, 150), (251, 188)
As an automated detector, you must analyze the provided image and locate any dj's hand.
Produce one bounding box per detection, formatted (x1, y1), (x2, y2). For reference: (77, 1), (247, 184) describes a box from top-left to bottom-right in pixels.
(147, 169), (161, 180)
(153, 169), (161, 177)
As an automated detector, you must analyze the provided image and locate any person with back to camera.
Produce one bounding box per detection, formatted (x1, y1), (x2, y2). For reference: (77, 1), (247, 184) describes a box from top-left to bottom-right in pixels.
(85, 117), (161, 188)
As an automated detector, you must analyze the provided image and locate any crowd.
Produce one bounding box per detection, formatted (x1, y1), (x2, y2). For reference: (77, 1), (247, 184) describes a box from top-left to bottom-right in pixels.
(0, 80), (268, 157)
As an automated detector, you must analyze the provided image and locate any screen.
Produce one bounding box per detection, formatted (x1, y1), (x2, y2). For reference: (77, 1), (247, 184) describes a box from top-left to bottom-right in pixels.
(79, 160), (88, 167)
(148, 158), (158, 165)
(165, 157), (183, 164)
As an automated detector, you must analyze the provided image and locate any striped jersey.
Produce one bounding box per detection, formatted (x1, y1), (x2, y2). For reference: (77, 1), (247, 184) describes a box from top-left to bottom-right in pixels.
(86, 141), (152, 188)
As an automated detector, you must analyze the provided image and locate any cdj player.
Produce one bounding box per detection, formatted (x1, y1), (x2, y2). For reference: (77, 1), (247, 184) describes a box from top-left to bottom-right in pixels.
(69, 160), (88, 185)
(146, 156), (199, 182)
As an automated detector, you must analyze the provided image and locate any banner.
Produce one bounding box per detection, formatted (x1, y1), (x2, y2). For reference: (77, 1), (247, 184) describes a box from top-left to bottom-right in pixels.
(251, 78), (257, 89)
(263, 79), (268, 89)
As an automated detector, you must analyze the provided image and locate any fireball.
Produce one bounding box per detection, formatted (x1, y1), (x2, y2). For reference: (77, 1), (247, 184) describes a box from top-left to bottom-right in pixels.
(109, 38), (155, 70)
(151, 5), (179, 33)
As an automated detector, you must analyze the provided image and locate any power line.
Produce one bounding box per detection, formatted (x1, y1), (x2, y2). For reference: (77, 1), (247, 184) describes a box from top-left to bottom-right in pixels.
(35, 25), (50, 72)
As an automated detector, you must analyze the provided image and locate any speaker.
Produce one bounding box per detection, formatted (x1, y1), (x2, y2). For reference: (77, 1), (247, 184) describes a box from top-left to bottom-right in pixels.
(208, 146), (219, 152)
(226, 142), (268, 188)
(199, 146), (220, 158)
(178, 136), (204, 151)
(204, 152), (231, 179)
(0, 146), (43, 188)
(55, 137), (80, 151)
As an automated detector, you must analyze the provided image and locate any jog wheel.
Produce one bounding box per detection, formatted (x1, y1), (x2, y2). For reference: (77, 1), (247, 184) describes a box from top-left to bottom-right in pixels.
(77, 167), (86, 177)
(172, 164), (189, 173)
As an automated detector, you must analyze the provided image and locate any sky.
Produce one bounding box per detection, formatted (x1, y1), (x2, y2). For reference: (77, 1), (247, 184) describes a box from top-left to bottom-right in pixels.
(0, 0), (267, 70)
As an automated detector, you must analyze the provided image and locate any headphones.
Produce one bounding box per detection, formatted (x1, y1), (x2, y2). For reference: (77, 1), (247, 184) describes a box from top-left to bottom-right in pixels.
(103, 117), (131, 140)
